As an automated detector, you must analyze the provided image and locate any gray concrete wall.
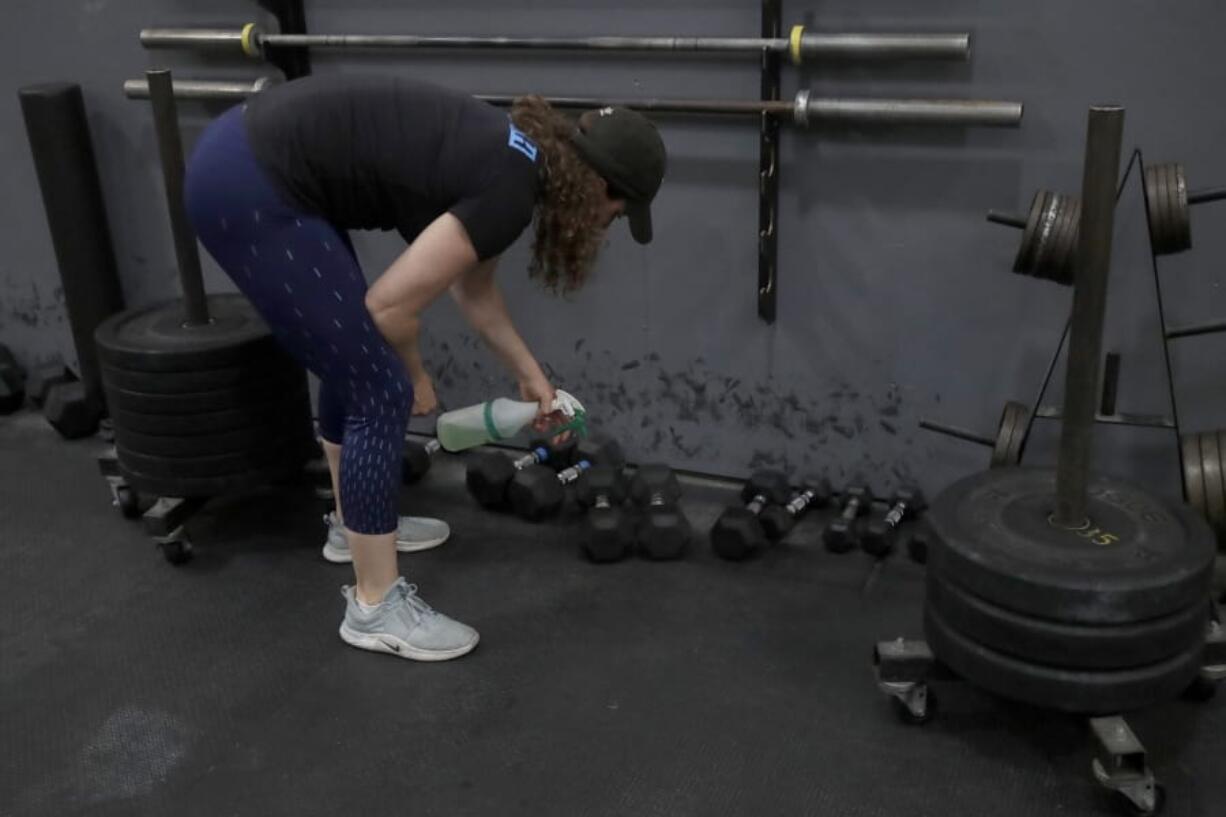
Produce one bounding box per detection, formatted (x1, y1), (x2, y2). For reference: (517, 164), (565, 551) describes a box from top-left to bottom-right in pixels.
(4, 1), (1226, 503)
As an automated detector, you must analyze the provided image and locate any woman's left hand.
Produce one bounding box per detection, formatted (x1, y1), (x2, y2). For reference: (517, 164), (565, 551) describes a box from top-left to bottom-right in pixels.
(411, 374), (439, 416)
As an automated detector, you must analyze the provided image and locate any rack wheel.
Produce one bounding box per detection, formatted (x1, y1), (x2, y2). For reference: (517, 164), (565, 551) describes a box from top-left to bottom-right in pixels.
(892, 688), (938, 725)
(160, 538), (193, 565)
(115, 484), (141, 519)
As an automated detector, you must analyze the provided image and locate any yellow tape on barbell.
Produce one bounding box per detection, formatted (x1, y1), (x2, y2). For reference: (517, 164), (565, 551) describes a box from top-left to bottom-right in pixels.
(240, 23), (261, 59)
(789, 24), (804, 65)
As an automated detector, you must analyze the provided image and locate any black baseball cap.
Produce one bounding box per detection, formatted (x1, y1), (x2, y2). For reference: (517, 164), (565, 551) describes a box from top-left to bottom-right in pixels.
(569, 107), (666, 244)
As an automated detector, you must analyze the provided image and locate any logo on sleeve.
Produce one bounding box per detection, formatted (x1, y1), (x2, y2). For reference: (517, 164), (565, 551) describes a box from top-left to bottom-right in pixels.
(507, 124), (539, 162)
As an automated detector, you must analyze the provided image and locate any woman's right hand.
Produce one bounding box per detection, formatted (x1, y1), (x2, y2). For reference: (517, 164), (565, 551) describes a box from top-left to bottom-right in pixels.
(519, 377), (573, 442)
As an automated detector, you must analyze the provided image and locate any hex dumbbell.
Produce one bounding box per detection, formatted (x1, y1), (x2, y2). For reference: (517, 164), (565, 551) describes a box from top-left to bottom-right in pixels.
(508, 437), (624, 522)
(401, 437), (441, 483)
(466, 438), (575, 510)
(759, 480), (832, 542)
(822, 486), (873, 553)
(860, 488), (927, 558)
(629, 464), (692, 560)
(710, 470), (791, 561)
(575, 465), (634, 563)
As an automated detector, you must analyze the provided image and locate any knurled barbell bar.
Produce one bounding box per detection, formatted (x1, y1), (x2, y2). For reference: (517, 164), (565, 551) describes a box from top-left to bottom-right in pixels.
(139, 24), (972, 64)
(121, 78), (1024, 130)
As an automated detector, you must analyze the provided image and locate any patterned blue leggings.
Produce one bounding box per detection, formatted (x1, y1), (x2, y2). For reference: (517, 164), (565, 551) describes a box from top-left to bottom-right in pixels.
(185, 104), (411, 535)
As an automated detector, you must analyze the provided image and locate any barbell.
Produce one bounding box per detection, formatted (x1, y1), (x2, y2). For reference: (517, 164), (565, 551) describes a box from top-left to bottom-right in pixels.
(139, 24), (972, 65)
(122, 78), (1024, 130)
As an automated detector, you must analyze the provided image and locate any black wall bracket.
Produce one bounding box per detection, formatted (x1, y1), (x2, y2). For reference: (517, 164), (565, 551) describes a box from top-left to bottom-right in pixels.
(758, 0), (782, 324)
(257, 0), (311, 80)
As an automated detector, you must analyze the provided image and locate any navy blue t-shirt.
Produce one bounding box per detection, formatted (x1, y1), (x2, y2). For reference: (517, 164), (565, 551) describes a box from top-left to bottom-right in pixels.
(246, 74), (541, 260)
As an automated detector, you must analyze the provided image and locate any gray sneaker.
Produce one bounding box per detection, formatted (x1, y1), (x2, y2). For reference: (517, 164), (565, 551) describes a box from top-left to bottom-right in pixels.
(338, 578), (479, 661)
(321, 512), (450, 563)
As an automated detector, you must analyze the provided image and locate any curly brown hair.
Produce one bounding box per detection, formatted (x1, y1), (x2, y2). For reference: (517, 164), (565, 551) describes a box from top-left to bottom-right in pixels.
(510, 96), (609, 293)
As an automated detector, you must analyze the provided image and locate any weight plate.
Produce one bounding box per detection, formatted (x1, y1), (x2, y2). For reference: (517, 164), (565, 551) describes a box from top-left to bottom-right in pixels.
(1030, 194), (1062, 279)
(924, 604), (1204, 714)
(1172, 163), (1191, 253)
(928, 467), (1216, 623)
(100, 351), (299, 395)
(1143, 165), (1163, 249)
(114, 421), (313, 458)
(1160, 163), (1181, 255)
(95, 295), (276, 372)
(1004, 401), (1031, 466)
(1052, 196), (1081, 286)
(1200, 432), (1226, 540)
(118, 436), (317, 478)
(1182, 432), (1208, 515)
(1218, 430), (1226, 547)
(110, 387), (310, 436)
(991, 402), (1027, 468)
(1153, 163), (1173, 254)
(1036, 195), (1070, 283)
(926, 572), (1208, 670)
(1014, 191), (1050, 275)
(104, 369), (306, 415)
(119, 457), (309, 499)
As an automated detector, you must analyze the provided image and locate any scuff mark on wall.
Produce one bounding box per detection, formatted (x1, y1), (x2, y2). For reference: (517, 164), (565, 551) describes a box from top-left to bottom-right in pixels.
(418, 333), (923, 493)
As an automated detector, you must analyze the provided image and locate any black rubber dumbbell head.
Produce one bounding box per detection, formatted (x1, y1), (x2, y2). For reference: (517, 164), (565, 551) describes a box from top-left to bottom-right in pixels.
(711, 470), (793, 561)
(44, 381), (100, 438)
(401, 438), (441, 484)
(630, 464), (691, 560)
(509, 435), (622, 522)
(861, 487), (927, 557)
(577, 466), (634, 563)
(465, 439), (564, 509)
(25, 359), (72, 408)
(739, 470), (791, 505)
(823, 485), (873, 554)
(711, 508), (766, 561)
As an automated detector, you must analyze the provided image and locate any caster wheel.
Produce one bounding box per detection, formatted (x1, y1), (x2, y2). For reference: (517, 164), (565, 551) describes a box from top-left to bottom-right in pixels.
(892, 689), (937, 725)
(1115, 783), (1165, 816)
(1180, 675), (1217, 703)
(161, 539), (193, 566)
(115, 485), (141, 519)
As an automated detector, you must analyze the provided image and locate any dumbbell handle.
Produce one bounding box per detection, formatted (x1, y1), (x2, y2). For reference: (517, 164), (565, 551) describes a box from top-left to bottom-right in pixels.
(784, 488), (818, 516)
(513, 446), (551, 469)
(882, 500), (912, 530)
(742, 493), (776, 515)
(593, 494), (617, 510)
(839, 496), (865, 522)
(556, 459), (593, 484)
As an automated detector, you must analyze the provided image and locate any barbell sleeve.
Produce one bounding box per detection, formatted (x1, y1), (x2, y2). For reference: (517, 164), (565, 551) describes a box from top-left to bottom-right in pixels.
(123, 77), (278, 100)
(918, 419), (995, 448)
(1165, 318), (1226, 340)
(1188, 185), (1226, 206)
(987, 210), (1027, 229)
(802, 97), (1022, 128)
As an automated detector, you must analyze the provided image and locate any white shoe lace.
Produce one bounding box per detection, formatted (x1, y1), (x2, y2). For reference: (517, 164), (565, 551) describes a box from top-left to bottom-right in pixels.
(395, 579), (438, 619)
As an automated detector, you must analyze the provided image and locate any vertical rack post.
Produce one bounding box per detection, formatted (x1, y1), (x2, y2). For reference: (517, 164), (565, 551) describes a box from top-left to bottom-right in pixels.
(757, 0), (782, 323)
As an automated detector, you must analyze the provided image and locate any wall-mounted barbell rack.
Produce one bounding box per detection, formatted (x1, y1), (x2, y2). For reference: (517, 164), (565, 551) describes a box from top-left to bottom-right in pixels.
(137, 0), (1024, 323)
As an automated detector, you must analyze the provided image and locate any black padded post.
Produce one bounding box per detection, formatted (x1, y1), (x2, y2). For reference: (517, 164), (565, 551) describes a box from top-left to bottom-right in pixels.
(18, 83), (124, 403)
